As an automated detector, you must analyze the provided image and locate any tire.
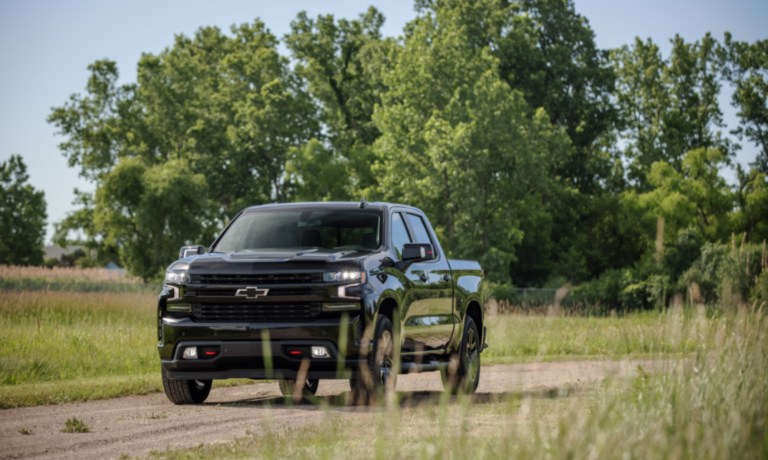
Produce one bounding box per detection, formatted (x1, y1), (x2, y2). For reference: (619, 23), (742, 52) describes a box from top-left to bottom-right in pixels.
(441, 316), (480, 395)
(349, 315), (397, 404)
(278, 379), (319, 399)
(161, 368), (212, 404)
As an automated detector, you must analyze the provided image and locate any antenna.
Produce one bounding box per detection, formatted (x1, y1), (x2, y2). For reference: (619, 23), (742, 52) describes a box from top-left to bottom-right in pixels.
(359, 197), (369, 209)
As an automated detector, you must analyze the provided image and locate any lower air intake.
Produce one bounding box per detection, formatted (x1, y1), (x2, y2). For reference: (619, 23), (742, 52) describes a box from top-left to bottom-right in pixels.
(192, 302), (322, 322)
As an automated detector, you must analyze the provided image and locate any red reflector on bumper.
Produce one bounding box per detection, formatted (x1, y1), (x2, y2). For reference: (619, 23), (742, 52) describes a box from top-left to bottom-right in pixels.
(205, 351), (217, 356)
(289, 351), (302, 355)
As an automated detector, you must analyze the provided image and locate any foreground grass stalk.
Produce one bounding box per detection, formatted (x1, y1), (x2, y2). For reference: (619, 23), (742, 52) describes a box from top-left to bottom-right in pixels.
(146, 306), (766, 460)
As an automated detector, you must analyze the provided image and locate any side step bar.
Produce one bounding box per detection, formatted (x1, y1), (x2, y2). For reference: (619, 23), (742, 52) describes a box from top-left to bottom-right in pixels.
(400, 357), (458, 374)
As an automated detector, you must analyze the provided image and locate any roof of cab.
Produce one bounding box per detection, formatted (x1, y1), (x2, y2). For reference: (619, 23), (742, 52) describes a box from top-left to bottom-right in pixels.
(243, 201), (423, 213)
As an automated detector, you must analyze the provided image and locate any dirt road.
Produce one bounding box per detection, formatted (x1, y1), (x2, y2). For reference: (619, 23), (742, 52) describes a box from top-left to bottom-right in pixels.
(0, 360), (656, 459)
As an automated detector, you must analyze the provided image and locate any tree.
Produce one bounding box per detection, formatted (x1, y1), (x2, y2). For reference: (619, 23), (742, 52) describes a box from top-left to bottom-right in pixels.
(49, 21), (317, 218)
(628, 148), (733, 244)
(718, 33), (768, 173)
(0, 155), (47, 266)
(731, 165), (768, 244)
(614, 34), (733, 190)
(284, 8), (392, 200)
(416, 0), (618, 194)
(49, 21), (317, 278)
(374, 11), (570, 282)
(94, 158), (210, 281)
(416, 0), (629, 286)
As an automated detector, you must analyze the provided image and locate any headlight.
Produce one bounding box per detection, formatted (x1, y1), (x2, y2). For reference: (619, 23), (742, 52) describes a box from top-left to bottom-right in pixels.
(165, 271), (189, 284)
(323, 271), (366, 283)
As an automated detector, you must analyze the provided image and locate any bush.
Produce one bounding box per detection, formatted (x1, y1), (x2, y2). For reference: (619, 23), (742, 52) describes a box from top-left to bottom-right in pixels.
(571, 257), (669, 312)
(43, 257), (59, 268)
(485, 282), (517, 303)
(751, 272), (768, 307)
(680, 242), (765, 304)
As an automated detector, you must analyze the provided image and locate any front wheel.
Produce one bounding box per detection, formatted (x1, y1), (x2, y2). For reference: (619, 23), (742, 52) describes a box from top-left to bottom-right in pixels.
(441, 316), (480, 395)
(350, 315), (397, 404)
(162, 368), (212, 404)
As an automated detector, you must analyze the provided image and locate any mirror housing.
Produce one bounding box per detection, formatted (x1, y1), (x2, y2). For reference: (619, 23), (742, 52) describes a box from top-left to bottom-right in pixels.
(179, 245), (205, 259)
(401, 243), (435, 262)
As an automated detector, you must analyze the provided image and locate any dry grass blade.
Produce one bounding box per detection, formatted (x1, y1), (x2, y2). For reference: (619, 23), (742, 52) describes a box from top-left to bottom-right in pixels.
(0, 264), (142, 283)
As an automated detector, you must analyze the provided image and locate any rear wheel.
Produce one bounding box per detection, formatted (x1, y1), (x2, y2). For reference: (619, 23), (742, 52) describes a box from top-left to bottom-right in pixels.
(161, 368), (212, 404)
(441, 316), (480, 395)
(278, 379), (319, 399)
(349, 315), (397, 404)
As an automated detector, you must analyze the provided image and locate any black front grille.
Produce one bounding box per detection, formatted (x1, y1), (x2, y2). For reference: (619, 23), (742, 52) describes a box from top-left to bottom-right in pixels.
(193, 273), (322, 285)
(186, 288), (313, 297)
(192, 302), (322, 322)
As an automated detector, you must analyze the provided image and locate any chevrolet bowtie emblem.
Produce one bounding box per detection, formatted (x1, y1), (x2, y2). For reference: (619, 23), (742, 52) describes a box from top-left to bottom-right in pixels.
(235, 287), (269, 299)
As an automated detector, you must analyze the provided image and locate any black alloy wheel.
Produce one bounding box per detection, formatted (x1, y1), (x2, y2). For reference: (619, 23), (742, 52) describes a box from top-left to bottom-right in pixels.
(161, 368), (213, 404)
(350, 315), (397, 404)
(441, 316), (481, 395)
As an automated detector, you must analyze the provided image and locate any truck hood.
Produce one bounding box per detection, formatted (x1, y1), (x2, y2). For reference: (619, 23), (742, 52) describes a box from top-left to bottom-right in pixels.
(169, 248), (371, 274)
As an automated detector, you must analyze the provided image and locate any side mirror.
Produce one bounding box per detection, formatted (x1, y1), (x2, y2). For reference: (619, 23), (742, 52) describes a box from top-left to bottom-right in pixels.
(401, 243), (435, 262)
(179, 245), (205, 259)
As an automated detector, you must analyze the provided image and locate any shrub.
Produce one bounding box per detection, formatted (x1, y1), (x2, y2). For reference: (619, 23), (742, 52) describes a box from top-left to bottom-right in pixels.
(680, 242), (765, 304)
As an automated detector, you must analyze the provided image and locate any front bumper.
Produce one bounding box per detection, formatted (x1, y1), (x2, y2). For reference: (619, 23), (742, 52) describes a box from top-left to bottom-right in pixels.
(158, 314), (365, 380)
(162, 339), (366, 380)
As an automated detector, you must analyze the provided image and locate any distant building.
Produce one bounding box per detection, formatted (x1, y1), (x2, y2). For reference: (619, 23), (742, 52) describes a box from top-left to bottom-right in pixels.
(104, 261), (127, 276)
(43, 245), (86, 260)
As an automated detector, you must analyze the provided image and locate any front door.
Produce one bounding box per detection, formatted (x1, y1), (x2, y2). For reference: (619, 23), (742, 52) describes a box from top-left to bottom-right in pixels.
(403, 212), (455, 350)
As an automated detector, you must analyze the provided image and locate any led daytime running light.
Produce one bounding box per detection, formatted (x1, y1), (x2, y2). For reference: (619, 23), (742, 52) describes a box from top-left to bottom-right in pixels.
(323, 271), (366, 283)
(165, 271), (189, 284)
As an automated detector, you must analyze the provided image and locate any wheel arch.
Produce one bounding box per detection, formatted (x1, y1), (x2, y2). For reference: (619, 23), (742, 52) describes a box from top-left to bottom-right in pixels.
(465, 300), (483, 349)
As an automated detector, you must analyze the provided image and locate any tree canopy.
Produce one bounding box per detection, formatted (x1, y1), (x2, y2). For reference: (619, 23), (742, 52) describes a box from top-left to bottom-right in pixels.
(46, 1), (768, 290)
(0, 155), (47, 266)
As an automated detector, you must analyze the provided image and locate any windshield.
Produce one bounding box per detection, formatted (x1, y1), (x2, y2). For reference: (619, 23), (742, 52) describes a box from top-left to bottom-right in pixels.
(213, 210), (382, 253)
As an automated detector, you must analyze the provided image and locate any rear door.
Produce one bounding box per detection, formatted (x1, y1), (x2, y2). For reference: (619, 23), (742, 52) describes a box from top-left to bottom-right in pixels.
(403, 212), (455, 350)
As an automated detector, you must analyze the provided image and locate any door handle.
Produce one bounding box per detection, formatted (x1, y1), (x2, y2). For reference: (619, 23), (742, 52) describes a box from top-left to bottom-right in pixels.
(419, 273), (428, 282)
(443, 275), (452, 282)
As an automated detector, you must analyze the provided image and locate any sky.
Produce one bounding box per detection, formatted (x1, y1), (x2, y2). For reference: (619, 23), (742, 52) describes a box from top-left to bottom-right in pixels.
(1, 0), (767, 244)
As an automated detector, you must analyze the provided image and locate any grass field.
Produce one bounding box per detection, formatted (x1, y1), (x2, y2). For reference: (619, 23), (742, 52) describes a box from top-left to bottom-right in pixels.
(0, 291), (252, 408)
(145, 305), (767, 459)
(0, 290), (758, 413)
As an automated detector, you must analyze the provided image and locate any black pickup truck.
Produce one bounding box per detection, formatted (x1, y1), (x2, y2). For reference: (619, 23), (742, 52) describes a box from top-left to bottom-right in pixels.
(157, 200), (485, 404)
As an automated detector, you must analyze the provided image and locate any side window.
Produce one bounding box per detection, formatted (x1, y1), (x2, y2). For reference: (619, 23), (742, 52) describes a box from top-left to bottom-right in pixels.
(391, 212), (412, 260)
(406, 214), (433, 246)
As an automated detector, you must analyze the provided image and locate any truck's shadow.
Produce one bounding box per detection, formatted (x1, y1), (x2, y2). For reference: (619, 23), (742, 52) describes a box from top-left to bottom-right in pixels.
(209, 385), (586, 412)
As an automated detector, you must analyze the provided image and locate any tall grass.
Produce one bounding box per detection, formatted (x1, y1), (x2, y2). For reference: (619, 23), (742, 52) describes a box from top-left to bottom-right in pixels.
(0, 291), (159, 408)
(0, 291), (255, 408)
(149, 305), (768, 459)
(0, 291), (157, 385)
(484, 310), (706, 363)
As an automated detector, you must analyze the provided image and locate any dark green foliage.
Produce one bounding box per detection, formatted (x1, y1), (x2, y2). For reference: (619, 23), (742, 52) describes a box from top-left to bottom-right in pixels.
(44, 2), (768, 293)
(718, 33), (768, 173)
(571, 258), (668, 311)
(662, 228), (703, 284)
(680, 242), (766, 304)
(49, 22), (313, 280)
(0, 155), (46, 266)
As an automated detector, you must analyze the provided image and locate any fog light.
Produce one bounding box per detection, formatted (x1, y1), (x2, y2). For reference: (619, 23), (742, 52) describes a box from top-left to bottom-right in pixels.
(183, 347), (197, 359)
(311, 346), (329, 358)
